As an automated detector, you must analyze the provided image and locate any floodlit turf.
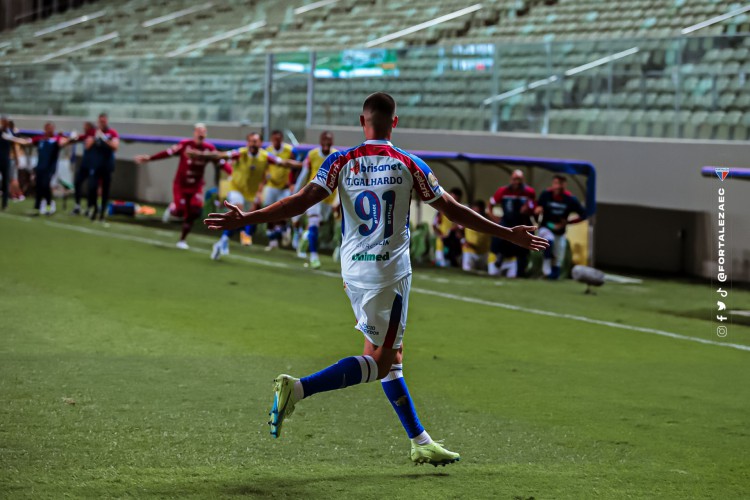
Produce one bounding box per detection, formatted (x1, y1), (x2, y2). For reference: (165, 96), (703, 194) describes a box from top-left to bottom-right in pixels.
(1, 205), (749, 499)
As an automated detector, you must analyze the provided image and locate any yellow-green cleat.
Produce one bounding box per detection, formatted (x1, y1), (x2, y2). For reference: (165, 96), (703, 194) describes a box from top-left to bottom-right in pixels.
(410, 441), (461, 467)
(268, 374), (298, 438)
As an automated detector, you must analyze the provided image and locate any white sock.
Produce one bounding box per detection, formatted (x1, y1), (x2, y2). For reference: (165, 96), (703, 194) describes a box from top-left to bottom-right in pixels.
(542, 258), (552, 276)
(411, 430), (433, 445)
(220, 234), (229, 242)
(293, 380), (304, 402)
(310, 251), (319, 260)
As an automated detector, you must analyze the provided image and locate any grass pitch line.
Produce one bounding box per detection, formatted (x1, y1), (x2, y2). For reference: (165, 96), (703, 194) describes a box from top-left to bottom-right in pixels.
(4, 212), (747, 353)
(414, 288), (750, 353)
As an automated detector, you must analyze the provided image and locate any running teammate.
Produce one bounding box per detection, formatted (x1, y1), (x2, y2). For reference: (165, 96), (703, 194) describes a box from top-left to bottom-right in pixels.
(264, 130), (301, 249)
(293, 131), (338, 269)
(204, 93), (548, 465)
(134, 123), (230, 249)
(535, 175), (587, 279)
(189, 132), (300, 260)
(87, 113), (119, 221)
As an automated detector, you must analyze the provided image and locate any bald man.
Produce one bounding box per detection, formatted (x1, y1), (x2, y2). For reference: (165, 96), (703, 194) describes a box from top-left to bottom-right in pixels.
(487, 170), (536, 278)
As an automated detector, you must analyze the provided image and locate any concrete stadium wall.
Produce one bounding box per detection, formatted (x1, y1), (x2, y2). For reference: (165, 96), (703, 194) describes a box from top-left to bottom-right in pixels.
(10, 115), (749, 281)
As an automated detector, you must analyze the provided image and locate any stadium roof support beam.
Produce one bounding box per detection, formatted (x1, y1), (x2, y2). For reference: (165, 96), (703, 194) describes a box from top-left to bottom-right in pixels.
(33, 31), (119, 63)
(166, 21), (267, 58)
(142, 3), (214, 28)
(482, 47), (639, 106)
(294, 0), (339, 15)
(681, 4), (750, 35)
(33, 10), (106, 37)
(365, 4), (482, 48)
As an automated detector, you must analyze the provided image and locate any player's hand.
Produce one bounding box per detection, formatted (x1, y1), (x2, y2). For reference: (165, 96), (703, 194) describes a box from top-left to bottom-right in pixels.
(204, 200), (248, 230)
(134, 154), (150, 165)
(185, 148), (199, 159)
(507, 225), (549, 251)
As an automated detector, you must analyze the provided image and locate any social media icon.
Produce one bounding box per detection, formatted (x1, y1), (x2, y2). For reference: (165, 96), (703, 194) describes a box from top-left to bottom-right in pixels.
(717, 326), (727, 337)
(717, 301), (726, 311)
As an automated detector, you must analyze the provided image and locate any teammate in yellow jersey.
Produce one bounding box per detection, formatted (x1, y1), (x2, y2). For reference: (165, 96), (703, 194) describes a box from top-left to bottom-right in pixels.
(432, 187), (463, 267)
(264, 130), (299, 250)
(461, 200), (493, 272)
(293, 131), (338, 269)
(187, 132), (300, 260)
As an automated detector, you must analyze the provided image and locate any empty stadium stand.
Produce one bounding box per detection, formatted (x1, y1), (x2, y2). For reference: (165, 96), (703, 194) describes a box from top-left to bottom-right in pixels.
(0, 0), (748, 140)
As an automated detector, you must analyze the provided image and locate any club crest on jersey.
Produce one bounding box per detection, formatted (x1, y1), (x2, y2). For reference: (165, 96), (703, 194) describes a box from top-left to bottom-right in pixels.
(715, 168), (729, 181)
(428, 172), (439, 188)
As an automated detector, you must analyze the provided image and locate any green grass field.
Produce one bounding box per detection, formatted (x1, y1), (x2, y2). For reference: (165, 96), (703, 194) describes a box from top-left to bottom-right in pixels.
(1, 204), (749, 499)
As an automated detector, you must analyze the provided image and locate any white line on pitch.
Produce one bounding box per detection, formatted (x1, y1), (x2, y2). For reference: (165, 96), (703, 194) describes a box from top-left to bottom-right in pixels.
(3, 212), (747, 353)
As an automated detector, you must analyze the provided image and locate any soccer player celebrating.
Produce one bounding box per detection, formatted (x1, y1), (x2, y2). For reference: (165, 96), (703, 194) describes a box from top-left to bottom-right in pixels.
(187, 132), (299, 260)
(134, 123), (229, 249)
(204, 93), (548, 465)
(87, 113), (120, 222)
(1, 115), (30, 210)
(19, 122), (75, 215)
(263, 130), (301, 249)
(71, 121), (96, 216)
(293, 131), (338, 269)
(534, 174), (587, 280)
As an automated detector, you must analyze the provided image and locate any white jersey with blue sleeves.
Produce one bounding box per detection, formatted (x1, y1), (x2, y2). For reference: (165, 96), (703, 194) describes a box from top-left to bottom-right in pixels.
(311, 139), (444, 289)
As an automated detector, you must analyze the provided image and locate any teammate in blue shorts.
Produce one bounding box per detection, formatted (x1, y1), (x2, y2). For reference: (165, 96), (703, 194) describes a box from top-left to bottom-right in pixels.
(204, 93), (549, 466)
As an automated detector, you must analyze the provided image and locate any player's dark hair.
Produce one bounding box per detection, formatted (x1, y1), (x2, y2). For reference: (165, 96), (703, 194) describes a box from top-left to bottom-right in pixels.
(270, 129), (283, 137)
(99, 112), (107, 118)
(449, 187), (463, 198)
(362, 92), (396, 135)
(472, 200), (486, 213)
(247, 132), (261, 140)
(554, 174), (567, 183)
(320, 130), (333, 139)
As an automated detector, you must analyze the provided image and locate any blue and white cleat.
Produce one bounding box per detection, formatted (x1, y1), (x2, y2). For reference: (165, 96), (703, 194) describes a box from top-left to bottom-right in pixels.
(269, 374), (299, 438)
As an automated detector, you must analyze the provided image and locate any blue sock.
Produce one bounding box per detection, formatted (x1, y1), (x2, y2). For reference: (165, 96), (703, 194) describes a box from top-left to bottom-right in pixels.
(381, 364), (425, 439)
(308, 225), (319, 253)
(299, 355), (378, 399)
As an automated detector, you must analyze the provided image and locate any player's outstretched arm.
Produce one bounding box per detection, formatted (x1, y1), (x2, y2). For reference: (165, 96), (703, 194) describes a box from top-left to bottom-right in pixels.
(432, 193), (549, 252)
(204, 183), (328, 231)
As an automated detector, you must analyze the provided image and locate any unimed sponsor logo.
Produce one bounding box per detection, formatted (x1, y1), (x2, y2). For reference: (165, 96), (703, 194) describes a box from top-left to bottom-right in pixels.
(352, 251), (390, 262)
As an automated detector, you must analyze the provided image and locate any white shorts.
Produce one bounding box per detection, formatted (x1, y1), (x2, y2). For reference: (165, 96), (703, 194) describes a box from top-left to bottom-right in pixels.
(306, 201), (333, 227)
(539, 226), (567, 267)
(345, 275), (411, 349)
(462, 252), (488, 272)
(226, 190), (250, 210)
(263, 186), (290, 207)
